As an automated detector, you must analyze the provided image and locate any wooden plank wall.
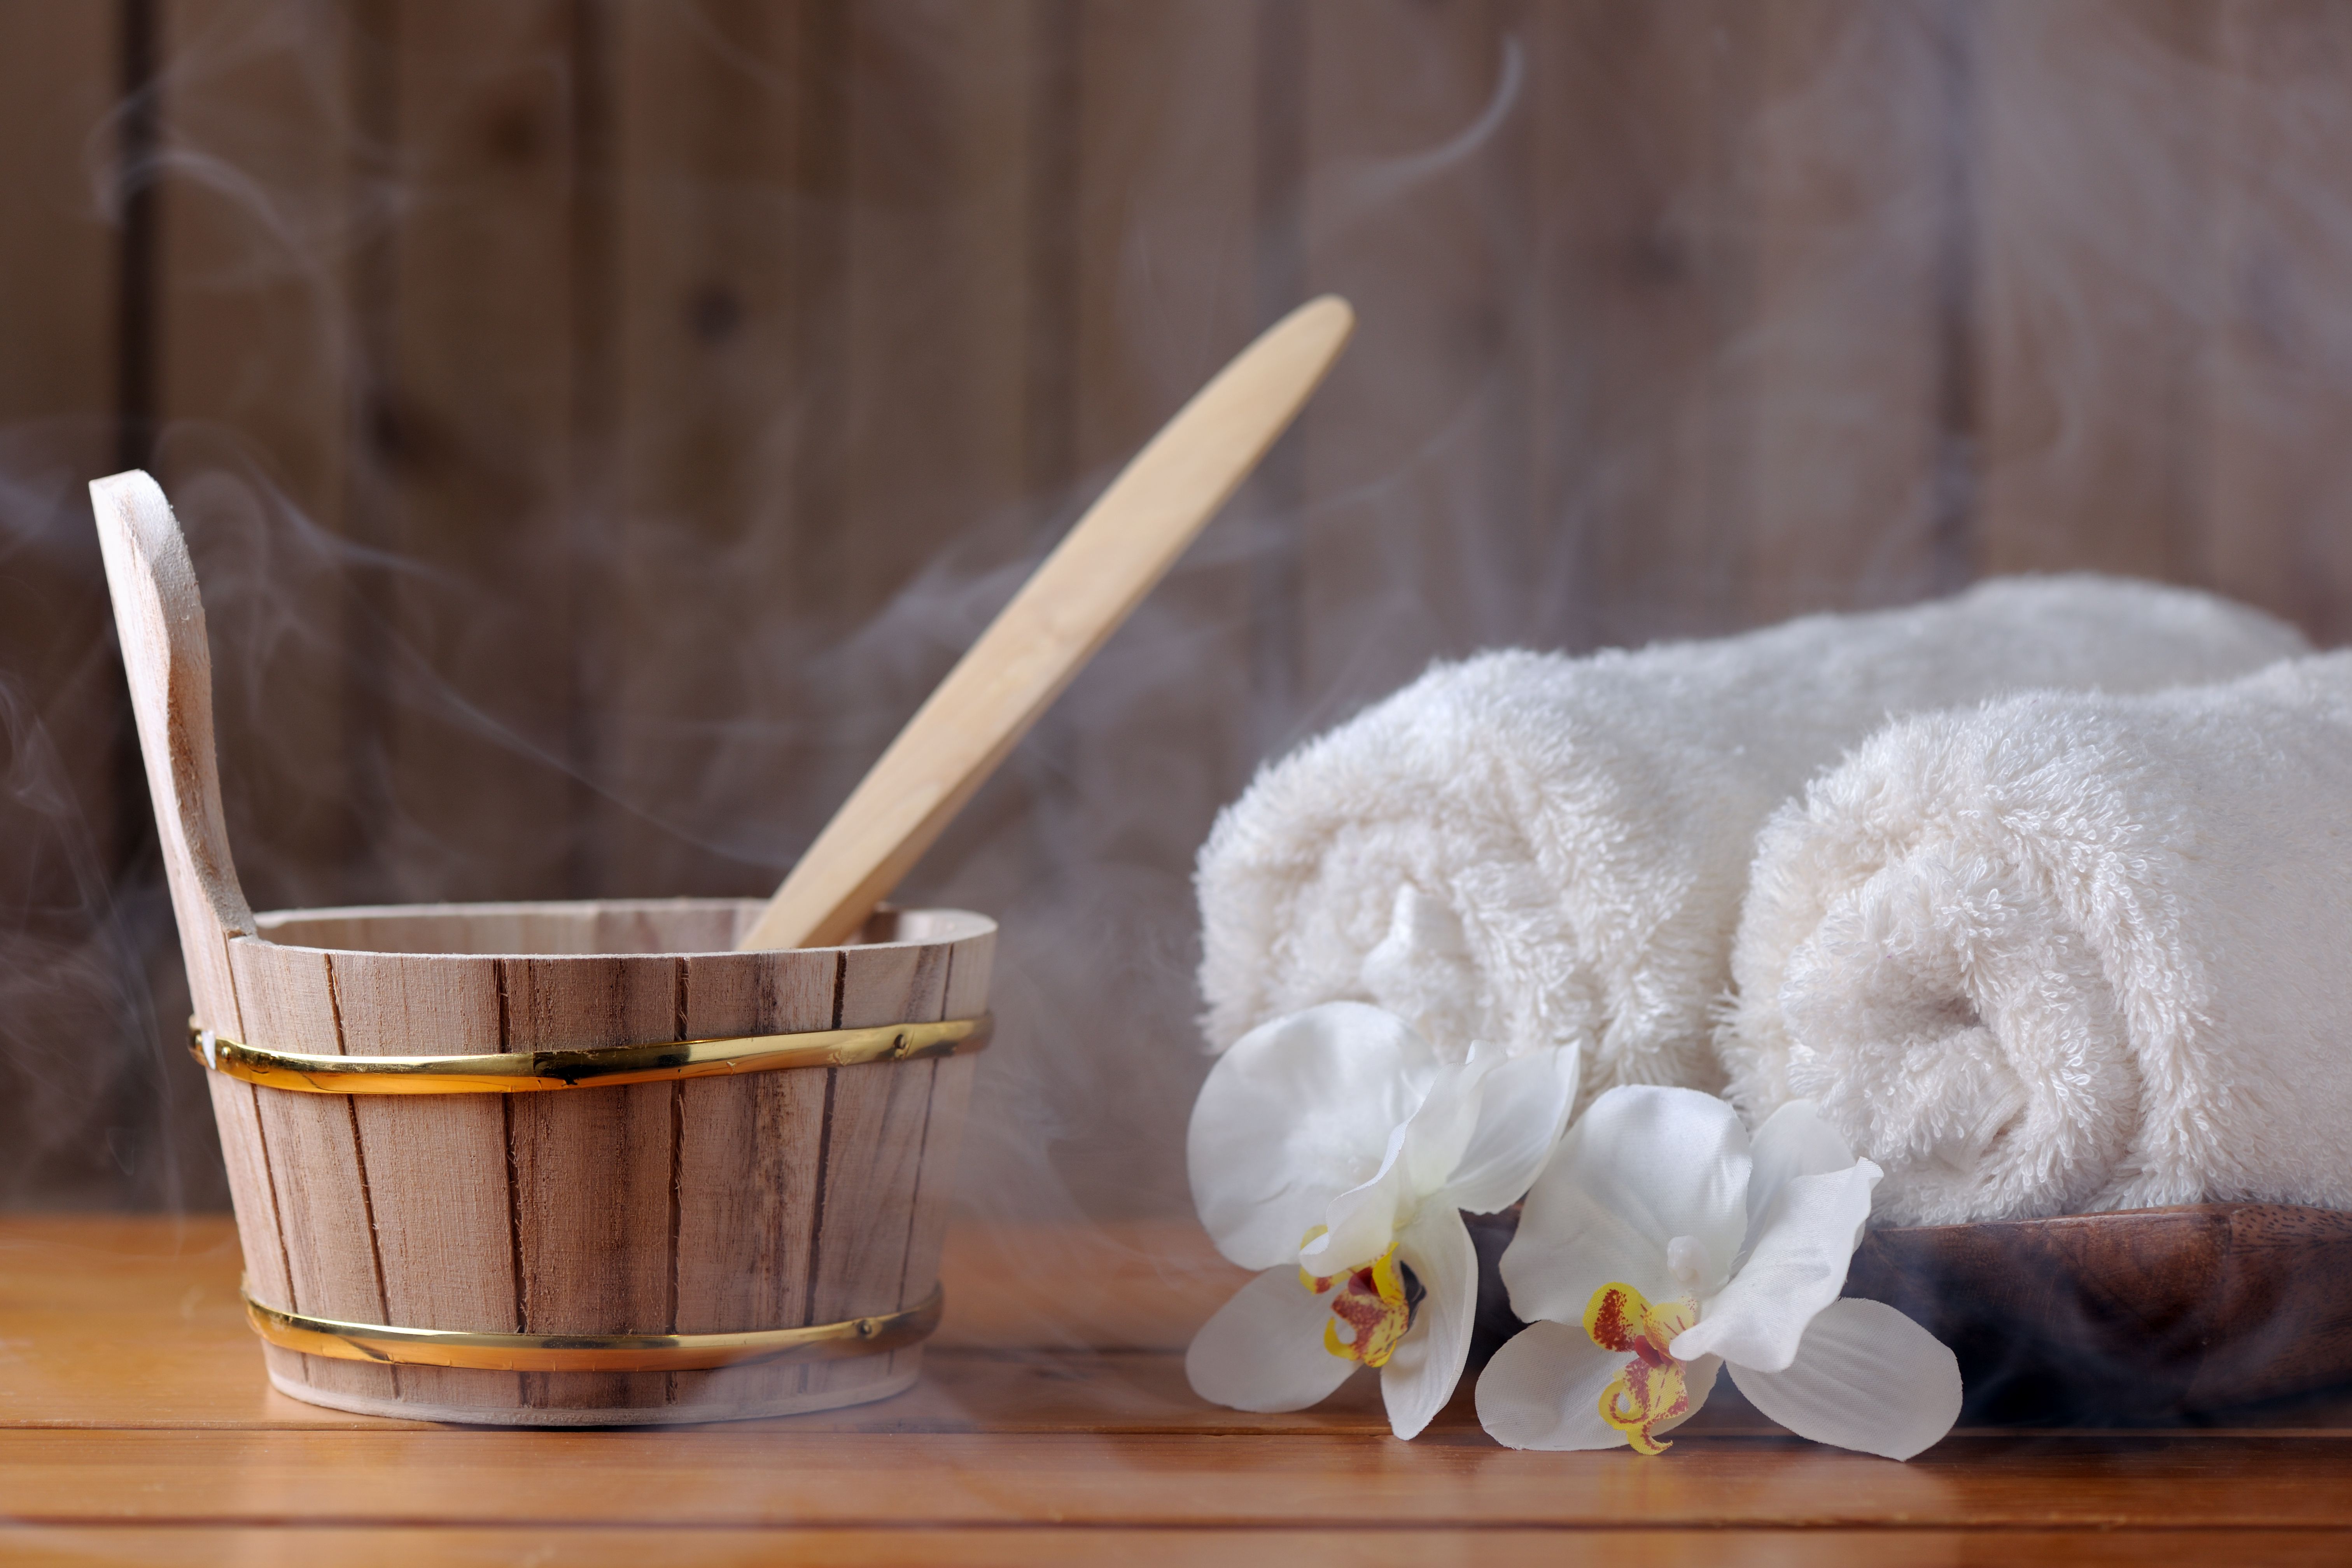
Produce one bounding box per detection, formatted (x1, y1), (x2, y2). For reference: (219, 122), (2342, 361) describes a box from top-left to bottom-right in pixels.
(4, 0), (2352, 1209)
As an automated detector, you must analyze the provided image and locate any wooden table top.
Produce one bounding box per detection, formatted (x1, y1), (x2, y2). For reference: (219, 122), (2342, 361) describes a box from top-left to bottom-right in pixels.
(6, 1216), (2352, 1565)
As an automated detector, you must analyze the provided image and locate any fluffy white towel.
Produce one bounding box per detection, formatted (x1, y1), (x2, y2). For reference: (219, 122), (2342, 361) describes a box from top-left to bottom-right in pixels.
(1197, 576), (2308, 1110)
(1721, 651), (2352, 1225)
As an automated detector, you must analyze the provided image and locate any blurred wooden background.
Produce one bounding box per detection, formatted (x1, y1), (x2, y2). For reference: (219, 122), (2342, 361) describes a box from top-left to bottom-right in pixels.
(3, 0), (2349, 1210)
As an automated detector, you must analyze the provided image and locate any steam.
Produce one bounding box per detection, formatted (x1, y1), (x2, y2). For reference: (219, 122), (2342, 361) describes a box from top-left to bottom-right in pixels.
(4, 2), (2344, 1296)
(0, 429), (192, 1206)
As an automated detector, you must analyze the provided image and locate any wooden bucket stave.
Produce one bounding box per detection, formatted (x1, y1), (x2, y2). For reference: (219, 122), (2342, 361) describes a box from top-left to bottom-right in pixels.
(94, 471), (993, 1425)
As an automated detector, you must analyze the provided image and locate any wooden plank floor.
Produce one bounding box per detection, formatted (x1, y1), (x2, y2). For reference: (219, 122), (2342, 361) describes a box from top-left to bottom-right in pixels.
(5, 1218), (2352, 1563)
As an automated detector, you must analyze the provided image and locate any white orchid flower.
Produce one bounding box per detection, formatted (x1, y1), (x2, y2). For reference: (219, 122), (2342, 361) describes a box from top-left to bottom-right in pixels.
(1478, 1085), (1961, 1460)
(1185, 1002), (1579, 1439)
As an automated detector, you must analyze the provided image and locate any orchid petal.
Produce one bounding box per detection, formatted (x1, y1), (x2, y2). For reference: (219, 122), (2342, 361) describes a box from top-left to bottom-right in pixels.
(1378, 1206), (1478, 1440)
(1305, 1054), (1495, 1276)
(1184, 1266), (1362, 1414)
(1671, 1160), (1878, 1372)
(1190, 1003), (1441, 1269)
(1502, 1086), (1752, 1323)
(1440, 1046), (1580, 1215)
(1304, 1141), (1416, 1276)
(1396, 1059), (1486, 1204)
(1726, 1298), (1962, 1460)
(1744, 1099), (1856, 1249)
(1474, 1319), (1629, 1451)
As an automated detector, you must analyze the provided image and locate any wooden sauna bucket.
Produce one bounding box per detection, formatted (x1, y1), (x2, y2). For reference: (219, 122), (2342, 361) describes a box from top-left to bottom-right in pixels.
(94, 471), (993, 1425)
(207, 900), (990, 1425)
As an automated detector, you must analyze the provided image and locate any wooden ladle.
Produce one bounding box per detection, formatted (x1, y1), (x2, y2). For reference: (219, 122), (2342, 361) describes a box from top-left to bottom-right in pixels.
(736, 295), (1355, 952)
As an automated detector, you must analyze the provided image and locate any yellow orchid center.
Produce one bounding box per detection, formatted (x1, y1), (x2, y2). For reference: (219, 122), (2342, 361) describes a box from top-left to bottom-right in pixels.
(1584, 1281), (1700, 1456)
(1297, 1229), (1423, 1369)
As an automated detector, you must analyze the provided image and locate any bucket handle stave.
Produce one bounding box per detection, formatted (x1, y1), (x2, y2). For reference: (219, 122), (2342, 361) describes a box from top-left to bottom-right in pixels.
(91, 471), (256, 1034)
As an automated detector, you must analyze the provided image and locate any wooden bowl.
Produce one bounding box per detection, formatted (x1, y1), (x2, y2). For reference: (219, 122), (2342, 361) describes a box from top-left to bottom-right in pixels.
(1468, 1204), (2352, 1424)
(1844, 1203), (2352, 1423)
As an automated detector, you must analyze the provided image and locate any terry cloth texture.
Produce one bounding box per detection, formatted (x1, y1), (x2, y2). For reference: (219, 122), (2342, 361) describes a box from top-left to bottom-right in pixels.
(1196, 576), (2309, 1113)
(1721, 651), (2352, 1225)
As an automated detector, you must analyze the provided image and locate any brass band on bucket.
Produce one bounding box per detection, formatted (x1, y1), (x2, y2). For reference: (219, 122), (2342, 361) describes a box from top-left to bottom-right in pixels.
(243, 1284), (945, 1373)
(187, 1014), (991, 1095)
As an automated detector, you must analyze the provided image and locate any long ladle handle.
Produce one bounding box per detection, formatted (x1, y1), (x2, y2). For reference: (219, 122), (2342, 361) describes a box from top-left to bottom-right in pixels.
(738, 295), (1356, 951)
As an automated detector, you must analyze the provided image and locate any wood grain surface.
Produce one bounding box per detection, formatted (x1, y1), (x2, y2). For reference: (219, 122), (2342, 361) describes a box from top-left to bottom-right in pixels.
(4, 1215), (2352, 1564)
(3, 1529), (2349, 1568)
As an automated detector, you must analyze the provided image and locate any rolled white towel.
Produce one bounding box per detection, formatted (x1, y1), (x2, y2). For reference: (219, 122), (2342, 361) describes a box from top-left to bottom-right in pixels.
(1197, 576), (2308, 1110)
(1721, 651), (2352, 1225)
